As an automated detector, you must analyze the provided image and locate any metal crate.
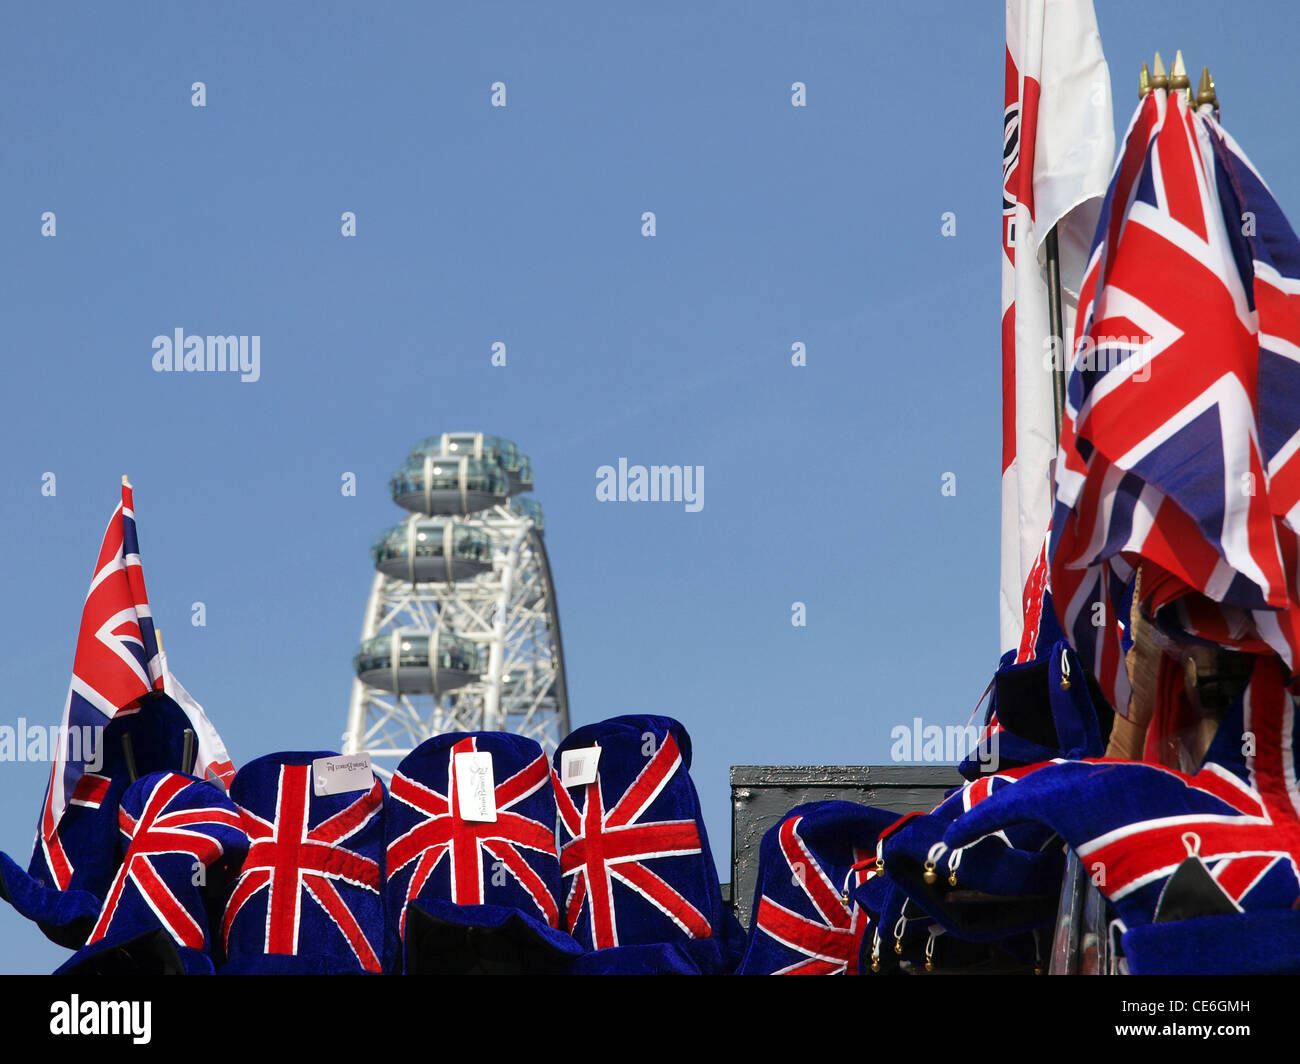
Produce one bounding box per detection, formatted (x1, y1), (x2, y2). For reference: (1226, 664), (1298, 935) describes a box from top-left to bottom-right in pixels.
(729, 765), (963, 927)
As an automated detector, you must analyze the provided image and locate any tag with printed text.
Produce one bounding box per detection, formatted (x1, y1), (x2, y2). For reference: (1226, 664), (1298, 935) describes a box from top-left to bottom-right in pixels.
(455, 751), (497, 823)
(561, 746), (601, 788)
(313, 754), (375, 797)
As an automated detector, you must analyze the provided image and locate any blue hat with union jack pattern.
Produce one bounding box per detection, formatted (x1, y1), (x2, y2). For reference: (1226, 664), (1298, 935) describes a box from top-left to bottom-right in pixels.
(552, 715), (745, 974)
(943, 658), (1300, 933)
(384, 731), (583, 974)
(1119, 910), (1300, 974)
(875, 772), (1065, 943)
(0, 692), (205, 950)
(737, 800), (898, 975)
(219, 751), (387, 974)
(53, 771), (247, 975)
(958, 637), (1110, 780)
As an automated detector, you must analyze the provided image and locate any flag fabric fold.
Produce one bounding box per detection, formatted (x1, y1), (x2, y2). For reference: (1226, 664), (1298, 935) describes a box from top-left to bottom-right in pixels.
(1051, 87), (1300, 712)
(1000, 0), (1114, 654)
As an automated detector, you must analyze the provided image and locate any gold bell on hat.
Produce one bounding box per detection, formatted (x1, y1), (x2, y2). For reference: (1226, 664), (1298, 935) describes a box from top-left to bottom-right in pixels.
(948, 869), (959, 887)
(923, 861), (938, 885)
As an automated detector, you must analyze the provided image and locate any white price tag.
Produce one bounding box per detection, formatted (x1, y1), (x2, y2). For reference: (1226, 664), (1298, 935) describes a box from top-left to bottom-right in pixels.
(455, 751), (497, 823)
(560, 746), (601, 788)
(313, 754), (375, 797)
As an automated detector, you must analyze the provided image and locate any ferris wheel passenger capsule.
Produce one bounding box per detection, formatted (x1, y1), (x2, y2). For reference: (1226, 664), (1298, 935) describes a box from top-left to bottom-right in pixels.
(370, 521), (493, 583)
(353, 629), (484, 696)
(390, 454), (509, 515)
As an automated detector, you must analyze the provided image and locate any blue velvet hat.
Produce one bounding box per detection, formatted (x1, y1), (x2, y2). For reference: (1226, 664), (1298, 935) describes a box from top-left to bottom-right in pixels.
(219, 751), (387, 974)
(737, 801), (898, 975)
(0, 692), (207, 949)
(54, 771), (246, 975)
(384, 731), (583, 974)
(552, 715), (744, 974)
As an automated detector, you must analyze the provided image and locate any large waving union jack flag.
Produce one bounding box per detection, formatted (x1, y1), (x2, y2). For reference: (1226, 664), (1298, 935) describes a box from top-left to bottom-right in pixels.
(387, 734), (560, 936)
(554, 729), (712, 950)
(222, 756), (386, 972)
(1051, 87), (1300, 709)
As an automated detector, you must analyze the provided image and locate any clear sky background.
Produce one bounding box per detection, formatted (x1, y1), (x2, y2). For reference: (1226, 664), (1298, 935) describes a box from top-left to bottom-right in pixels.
(0, 1), (1294, 973)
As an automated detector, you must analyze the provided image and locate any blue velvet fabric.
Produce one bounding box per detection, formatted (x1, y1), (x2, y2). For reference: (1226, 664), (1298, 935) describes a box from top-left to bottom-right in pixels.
(877, 773), (1064, 941)
(552, 715), (744, 974)
(0, 693), (205, 948)
(1122, 910), (1300, 974)
(55, 771), (247, 974)
(384, 731), (582, 974)
(959, 637), (1107, 779)
(218, 751), (387, 974)
(738, 801), (899, 975)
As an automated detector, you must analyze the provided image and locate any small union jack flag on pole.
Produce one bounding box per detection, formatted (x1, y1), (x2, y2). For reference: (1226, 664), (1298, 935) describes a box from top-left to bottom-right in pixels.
(38, 479), (166, 890)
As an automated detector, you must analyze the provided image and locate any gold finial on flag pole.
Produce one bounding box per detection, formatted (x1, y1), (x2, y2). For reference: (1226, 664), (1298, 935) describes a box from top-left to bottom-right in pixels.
(1150, 51), (1169, 91)
(122, 474), (130, 485)
(1170, 50), (1191, 103)
(1139, 62), (1152, 99)
(1170, 51), (1189, 89)
(1196, 66), (1218, 110)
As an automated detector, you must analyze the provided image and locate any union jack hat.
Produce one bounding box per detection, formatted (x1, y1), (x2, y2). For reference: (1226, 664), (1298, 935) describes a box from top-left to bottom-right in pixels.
(1120, 910), (1300, 975)
(552, 715), (745, 974)
(219, 751), (387, 974)
(384, 731), (583, 974)
(876, 769), (1064, 942)
(958, 637), (1110, 780)
(0, 691), (204, 949)
(856, 867), (1039, 974)
(856, 870), (936, 973)
(54, 771), (248, 975)
(943, 657), (1300, 932)
(737, 800), (898, 975)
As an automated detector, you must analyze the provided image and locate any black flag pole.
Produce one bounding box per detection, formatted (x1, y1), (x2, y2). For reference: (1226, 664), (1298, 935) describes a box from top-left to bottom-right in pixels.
(1045, 226), (1067, 446)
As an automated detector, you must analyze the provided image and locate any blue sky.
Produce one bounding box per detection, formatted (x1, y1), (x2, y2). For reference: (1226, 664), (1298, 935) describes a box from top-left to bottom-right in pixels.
(0, 1), (1294, 973)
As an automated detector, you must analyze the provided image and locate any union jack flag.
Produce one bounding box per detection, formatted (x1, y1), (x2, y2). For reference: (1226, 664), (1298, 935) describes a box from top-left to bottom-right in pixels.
(87, 772), (246, 951)
(554, 729), (712, 950)
(750, 816), (875, 975)
(222, 760), (385, 972)
(387, 735), (560, 936)
(37, 480), (166, 890)
(1051, 87), (1300, 709)
(944, 658), (1300, 924)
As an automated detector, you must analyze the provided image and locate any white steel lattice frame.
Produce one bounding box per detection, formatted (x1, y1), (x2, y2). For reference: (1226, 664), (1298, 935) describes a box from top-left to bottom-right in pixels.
(342, 503), (570, 778)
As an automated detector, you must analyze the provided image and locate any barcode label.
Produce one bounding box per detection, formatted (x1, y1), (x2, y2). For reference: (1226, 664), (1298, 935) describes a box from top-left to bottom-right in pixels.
(561, 746), (600, 787)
